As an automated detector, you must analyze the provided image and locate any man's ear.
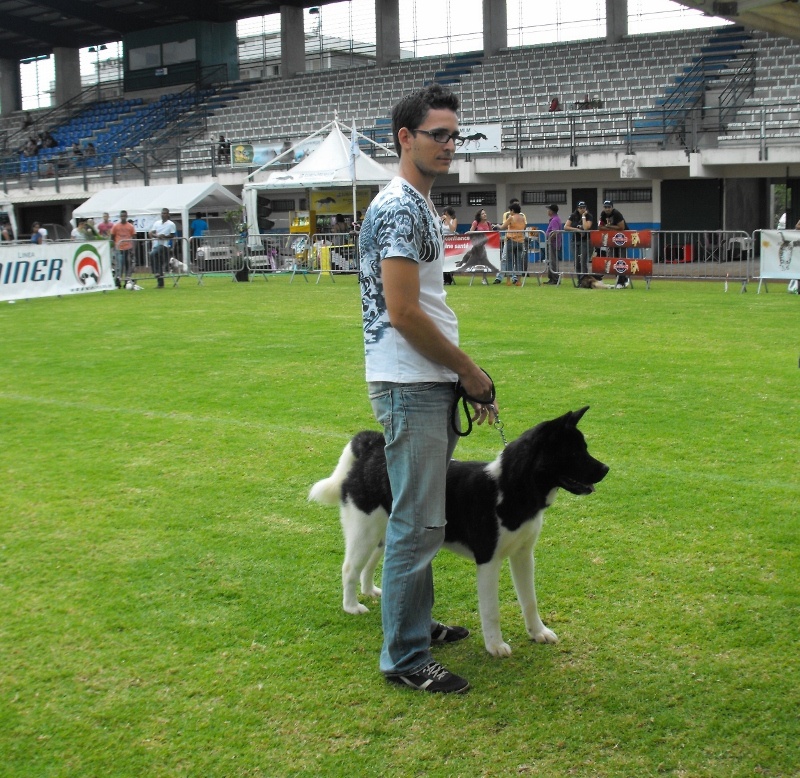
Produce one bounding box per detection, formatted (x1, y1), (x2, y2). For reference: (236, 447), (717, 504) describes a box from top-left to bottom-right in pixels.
(396, 127), (413, 152)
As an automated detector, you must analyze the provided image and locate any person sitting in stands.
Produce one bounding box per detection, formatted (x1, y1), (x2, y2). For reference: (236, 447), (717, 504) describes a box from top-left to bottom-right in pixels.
(218, 135), (231, 164)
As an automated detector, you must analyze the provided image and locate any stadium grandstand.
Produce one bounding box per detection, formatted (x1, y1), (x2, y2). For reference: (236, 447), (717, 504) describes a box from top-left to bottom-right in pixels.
(0, 0), (798, 254)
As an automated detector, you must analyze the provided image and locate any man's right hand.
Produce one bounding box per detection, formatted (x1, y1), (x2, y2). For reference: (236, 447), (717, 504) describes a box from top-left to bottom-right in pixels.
(458, 365), (498, 425)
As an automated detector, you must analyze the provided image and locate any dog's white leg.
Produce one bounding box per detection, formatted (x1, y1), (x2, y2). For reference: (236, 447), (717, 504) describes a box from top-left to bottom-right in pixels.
(360, 542), (383, 599)
(341, 507), (385, 615)
(476, 559), (512, 657)
(508, 547), (558, 644)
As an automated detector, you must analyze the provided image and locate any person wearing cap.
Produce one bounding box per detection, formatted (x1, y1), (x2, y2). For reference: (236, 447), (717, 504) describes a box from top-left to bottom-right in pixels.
(565, 201), (594, 280)
(598, 200), (627, 256)
(544, 204), (563, 284)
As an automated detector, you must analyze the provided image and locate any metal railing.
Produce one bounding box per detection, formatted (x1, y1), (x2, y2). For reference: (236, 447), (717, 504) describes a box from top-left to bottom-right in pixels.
(3, 97), (800, 193)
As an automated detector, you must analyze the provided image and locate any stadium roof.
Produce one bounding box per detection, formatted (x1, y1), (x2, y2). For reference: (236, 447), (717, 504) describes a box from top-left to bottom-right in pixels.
(3, 1), (800, 64)
(0, 0), (339, 61)
(676, 0), (800, 41)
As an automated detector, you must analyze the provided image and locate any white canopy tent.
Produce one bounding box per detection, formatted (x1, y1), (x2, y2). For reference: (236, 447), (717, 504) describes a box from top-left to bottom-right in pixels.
(243, 119), (396, 245)
(72, 182), (242, 233)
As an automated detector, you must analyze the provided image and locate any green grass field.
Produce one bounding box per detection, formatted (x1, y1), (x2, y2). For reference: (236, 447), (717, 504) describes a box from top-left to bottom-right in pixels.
(1, 274), (798, 777)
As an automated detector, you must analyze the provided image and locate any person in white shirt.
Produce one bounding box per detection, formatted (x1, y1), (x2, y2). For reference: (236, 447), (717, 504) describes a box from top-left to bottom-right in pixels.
(359, 84), (496, 694)
(149, 208), (176, 288)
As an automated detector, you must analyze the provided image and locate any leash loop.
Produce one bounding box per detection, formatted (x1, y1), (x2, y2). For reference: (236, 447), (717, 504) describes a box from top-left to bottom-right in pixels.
(450, 369), (496, 439)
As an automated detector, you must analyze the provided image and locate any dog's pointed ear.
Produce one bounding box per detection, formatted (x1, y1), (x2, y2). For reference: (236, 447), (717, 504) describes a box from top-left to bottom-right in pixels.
(570, 406), (590, 425)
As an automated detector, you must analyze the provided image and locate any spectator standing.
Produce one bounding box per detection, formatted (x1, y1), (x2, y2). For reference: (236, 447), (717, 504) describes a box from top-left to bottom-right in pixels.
(30, 222), (44, 244)
(358, 84), (496, 694)
(97, 212), (114, 238)
(544, 204), (563, 284)
(565, 200), (593, 280)
(149, 208), (176, 288)
(71, 219), (86, 240)
(190, 213), (208, 263)
(1, 221), (14, 241)
(440, 206), (458, 234)
(110, 210), (137, 279)
(494, 202), (526, 285)
(470, 208), (493, 232)
(498, 198), (527, 283)
(190, 214), (208, 240)
(597, 199), (627, 257)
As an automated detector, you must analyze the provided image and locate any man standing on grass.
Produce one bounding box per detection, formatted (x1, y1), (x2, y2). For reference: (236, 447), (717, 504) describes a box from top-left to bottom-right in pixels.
(149, 208), (176, 288)
(358, 84), (497, 694)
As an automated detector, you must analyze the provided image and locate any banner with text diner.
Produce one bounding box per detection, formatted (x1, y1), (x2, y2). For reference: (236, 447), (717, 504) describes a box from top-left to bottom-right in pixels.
(0, 241), (114, 302)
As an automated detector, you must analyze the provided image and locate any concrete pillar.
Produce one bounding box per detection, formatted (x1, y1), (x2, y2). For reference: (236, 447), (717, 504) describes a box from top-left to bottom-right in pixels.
(483, 0), (507, 57)
(787, 178), (800, 229)
(0, 59), (21, 116)
(606, 0), (628, 43)
(281, 5), (307, 77)
(376, 0), (400, 67)
(495, 183), (509, 223)
(52, 48), (81, 106)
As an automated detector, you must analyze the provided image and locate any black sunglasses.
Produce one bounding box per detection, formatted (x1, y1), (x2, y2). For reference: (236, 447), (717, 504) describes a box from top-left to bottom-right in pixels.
(411, 129), (465, 147)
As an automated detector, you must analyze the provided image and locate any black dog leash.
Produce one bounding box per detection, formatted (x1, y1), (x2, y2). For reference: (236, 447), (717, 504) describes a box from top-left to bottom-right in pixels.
(451, 369), (508, 446)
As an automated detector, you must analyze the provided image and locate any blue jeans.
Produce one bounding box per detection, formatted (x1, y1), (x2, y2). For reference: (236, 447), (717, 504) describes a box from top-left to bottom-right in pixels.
(368, 381), (459, 676)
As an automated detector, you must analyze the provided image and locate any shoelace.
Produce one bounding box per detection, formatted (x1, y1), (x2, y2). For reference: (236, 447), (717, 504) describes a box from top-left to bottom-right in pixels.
(420, 661), (449, 680)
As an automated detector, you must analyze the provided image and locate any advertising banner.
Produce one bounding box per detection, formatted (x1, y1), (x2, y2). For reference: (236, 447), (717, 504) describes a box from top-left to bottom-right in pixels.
(589, 229), (652, 250)
(310, 189), (372, 215)
(760, 230), (800, 279)
(231, 138), (322, 168)
(443, 231), (502, 274)
(591, 255), (653, 276)
(0, 241), (114, 302)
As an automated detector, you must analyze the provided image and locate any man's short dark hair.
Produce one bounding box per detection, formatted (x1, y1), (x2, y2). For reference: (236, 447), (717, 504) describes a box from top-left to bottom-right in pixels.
(509, 203), (521, 214)
(391, 84), (460, 156)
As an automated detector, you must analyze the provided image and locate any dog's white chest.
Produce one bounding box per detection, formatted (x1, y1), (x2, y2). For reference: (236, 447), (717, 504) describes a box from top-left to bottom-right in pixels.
(495, 512), (544, 558)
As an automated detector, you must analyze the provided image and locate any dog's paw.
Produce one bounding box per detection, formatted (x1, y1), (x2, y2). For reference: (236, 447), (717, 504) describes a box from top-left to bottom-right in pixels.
(362, 586), (381, 598)
(529, 625), (559, 644)
(343, 602), (370, 615)
(485, 638), (513, 657)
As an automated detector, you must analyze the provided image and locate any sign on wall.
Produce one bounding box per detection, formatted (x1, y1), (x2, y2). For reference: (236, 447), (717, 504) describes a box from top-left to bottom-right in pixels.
(454, 124), (502, 155)
(0, 241), (114, 302)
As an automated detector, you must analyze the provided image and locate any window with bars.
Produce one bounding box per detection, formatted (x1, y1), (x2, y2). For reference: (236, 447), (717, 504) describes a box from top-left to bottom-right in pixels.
(603, 188), (652, 203)
(521, 190), (567, 205)
(467, 191), (496, 206)
(431, 192), (462, 207)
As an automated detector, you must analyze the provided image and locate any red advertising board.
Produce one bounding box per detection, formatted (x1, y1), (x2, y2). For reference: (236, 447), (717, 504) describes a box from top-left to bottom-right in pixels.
(589, 229), (652, 250)
(591, 255), (653, 276)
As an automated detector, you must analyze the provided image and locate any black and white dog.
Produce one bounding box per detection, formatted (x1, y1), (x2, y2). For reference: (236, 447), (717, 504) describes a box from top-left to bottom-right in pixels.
(309, 407), (609, 657)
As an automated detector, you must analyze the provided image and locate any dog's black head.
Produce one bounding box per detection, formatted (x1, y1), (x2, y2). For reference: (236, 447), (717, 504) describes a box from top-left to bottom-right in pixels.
(501, 406), (609, 496)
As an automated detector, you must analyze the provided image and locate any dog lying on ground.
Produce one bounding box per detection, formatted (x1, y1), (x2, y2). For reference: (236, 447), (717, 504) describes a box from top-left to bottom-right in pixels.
(309, 407), (609, 657)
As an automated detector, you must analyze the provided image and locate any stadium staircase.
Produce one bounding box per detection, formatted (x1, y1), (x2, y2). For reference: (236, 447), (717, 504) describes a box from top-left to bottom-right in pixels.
(631, 25), (754, 148)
